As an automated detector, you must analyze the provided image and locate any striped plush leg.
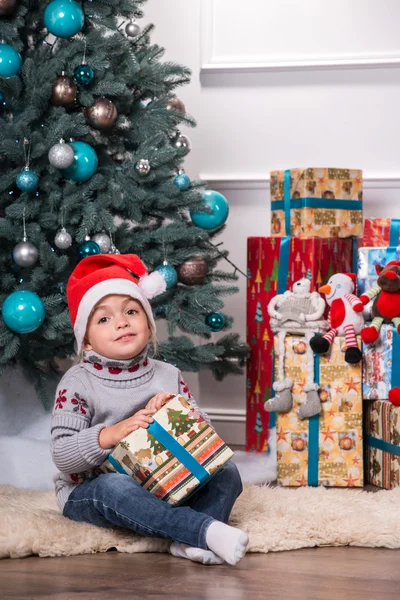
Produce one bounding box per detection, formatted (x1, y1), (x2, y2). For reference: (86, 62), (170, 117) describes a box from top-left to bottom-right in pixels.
(323, 328), (338, 344)
(361, 317), (384, 345)
(343, 324), (362, 364)
(310, 328), (337, 354)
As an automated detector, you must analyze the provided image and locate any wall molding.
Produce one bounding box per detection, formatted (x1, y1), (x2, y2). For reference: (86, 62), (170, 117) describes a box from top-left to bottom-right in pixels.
(200, 175), (400, 191)
(203, 407), (246, 423)
(201, 0), (400, 74)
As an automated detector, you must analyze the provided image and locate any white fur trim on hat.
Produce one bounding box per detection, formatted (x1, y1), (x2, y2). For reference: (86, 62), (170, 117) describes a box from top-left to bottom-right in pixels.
(138, 271), (167, 299)
(74, 278), (157, 353)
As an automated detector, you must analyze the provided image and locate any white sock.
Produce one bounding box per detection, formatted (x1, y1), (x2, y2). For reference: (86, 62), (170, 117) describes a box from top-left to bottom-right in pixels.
(169, 542), (224, 565)
(205, 521), (249, 566)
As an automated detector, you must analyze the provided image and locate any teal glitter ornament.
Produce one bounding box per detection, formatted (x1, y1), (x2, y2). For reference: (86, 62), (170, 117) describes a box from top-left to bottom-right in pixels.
(174, 173), (191, 191)
(77, 240), (101, 260)
(16, 168), (39, 192)
(74, 64), (94, 86)
(44, 0), (84, 39)
(206, 312), (225, 332)
(2, 290), (45, 334)
(0, 42), (22, 78)
(155, 263), (178, 289)
(190, 190), (229, 230)
(62, 141), (98, 182)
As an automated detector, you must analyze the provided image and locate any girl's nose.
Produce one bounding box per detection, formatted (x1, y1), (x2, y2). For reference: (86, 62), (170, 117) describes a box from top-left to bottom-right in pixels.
(116, 315), (130, 328)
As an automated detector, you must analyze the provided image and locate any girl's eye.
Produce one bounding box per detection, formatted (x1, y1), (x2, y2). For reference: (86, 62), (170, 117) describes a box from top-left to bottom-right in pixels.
(127, 309), (138, 315)
(98, 316), (109, 324)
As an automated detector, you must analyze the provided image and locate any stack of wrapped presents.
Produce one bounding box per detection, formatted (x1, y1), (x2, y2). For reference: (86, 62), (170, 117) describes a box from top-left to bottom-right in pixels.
(247, 167), (400, 490)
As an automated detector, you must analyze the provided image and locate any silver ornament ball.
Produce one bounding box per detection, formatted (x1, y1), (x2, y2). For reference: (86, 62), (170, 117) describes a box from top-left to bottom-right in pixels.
(13, 240), (39, 267)
(175, 134), (192, 155)
(48, 141), (74, 169)
(125, 21), (141, 37)
(135, 159), (151, 176)
(92, 232), (111, 253)
(54, 228), (72, 250)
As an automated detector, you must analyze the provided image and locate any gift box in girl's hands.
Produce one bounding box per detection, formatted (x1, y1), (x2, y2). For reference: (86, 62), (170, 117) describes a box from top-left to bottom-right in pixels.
(101, 394), (233, 505)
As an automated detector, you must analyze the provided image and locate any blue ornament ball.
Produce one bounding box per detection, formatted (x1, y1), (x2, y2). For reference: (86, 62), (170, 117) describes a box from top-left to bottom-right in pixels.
(62, 141), (98, 182)
(205, 312), (225, 332)
(74, 64), (94, 86)
(77, 240), (101, 261)
(190, 190), (229, 230)
(155, 264), (178, 289)
(2, 290), (45, 334)
(174, 173), (191, 191)
(16, 169), (39, 192)
(44, 0), (84, 39)
(0, 43), (22, 78)
(0, 91), (6, 112)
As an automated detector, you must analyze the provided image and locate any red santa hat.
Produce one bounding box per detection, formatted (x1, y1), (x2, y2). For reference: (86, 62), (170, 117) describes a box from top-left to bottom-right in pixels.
(67, 254), (166, 352)
(344, 273), (356, 291)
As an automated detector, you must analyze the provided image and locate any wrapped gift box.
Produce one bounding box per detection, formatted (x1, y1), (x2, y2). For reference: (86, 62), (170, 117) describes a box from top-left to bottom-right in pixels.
(363, 218), (400, 247)
(270, 168), (363, 238)
(363, 325), (400, 400)
(275, 335), (363, 487)
(101, 394), (233, 505)
(365, 400), (400, 489)
(357, 246), (400, 295)
(246, 236), (356, 451)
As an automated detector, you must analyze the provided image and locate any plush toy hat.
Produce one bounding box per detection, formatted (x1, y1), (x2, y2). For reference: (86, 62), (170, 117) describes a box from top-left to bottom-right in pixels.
(67, 254), (166, 352)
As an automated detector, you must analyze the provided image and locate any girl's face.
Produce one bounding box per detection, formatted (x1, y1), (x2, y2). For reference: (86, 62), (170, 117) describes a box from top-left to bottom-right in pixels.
(84, 294), (151, 360)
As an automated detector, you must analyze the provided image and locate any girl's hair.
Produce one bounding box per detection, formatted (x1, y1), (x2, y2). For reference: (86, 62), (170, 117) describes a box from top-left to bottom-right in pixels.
(74, 297), (158, 363)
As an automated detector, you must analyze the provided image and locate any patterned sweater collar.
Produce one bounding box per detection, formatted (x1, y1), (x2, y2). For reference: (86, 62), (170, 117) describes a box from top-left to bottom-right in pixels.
(81, 347), (153, 382)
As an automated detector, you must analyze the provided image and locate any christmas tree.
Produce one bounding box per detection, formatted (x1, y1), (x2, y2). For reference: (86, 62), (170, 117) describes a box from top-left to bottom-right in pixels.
(167, 408), (197, 438)
(147, 431), (166, 455)
(0, 0), (247, 403)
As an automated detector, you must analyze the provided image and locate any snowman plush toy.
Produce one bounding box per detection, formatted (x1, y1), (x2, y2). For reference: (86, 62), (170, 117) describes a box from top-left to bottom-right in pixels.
(265, 277), (329, 420)
(309, 273), (364, 364)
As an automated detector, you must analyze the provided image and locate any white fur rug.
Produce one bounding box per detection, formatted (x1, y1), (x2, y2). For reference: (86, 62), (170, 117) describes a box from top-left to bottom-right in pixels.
(2, 484), (400, 559)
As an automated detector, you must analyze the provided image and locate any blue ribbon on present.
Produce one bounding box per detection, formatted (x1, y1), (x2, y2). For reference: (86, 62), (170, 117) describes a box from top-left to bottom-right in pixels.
(308, 354), (320, 486)
(366, 434), (400, 457)
(107, 420), (210, 484)
(272, 198), (363, 213)
(389, 219), (400, 247)
(392, 327), (400, 390)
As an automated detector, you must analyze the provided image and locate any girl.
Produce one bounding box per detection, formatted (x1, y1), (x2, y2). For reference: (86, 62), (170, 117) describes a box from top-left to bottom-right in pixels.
(50, 253), (248, 566)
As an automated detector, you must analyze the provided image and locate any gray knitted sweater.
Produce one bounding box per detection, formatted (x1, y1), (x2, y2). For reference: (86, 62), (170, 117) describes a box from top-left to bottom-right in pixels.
(50, 348), (210, 512)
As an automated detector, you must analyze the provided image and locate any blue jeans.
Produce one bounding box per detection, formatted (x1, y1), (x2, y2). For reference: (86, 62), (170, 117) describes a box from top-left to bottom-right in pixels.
(63, 461), (243, 550)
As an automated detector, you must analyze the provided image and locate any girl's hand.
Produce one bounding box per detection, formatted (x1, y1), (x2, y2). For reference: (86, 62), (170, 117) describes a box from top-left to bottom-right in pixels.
(146, 392), (175, 413)
(99, 408), (156, 449)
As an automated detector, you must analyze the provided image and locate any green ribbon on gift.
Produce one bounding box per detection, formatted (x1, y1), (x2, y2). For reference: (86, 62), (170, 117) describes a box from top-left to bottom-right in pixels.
(366, 434), (400, 457)
(308, 354), (320, 486)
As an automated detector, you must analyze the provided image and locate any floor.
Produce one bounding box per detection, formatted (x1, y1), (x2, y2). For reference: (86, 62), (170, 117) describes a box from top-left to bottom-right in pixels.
(1, 546), (400, 600)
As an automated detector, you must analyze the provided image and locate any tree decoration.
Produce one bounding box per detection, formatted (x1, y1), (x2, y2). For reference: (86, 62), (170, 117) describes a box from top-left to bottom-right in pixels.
(54, 227), (72, 250)
(2, 290), (45, 334)
(48, 139), (74, 169)
(205, 312), (225, 332)
(73, 39), (94, 86)
(51, 72), (77, 107)
(77, 239), (101, 260)
(0, 0), (17, 17)
(125, 19), (141, 38)
(62, 141), (98, 182)
(135, 158), (151, 176)
(155, 262), (178, 289)
(0, 91), (6, 112)
(92, 232), (111, 253)
(0, 42), (22, 78)
(85, 97), (118, 130)
(190, 190), (229, 230)
(16, 138), (39, 192)
(44, 0), (85, 39)
(177, 256), (207, 285)
(166, 97), (185, 112)
(173, 169), (190, 190)
(13, 208), (39, 267)
(174, 134), (191, 155)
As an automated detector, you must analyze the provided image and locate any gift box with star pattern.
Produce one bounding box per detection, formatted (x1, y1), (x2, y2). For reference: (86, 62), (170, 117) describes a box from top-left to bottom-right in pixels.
(365, 400), (400, 489)
(270, 168), (363, 238)
(100, 394), (233, 505)
(275, 335), (363, 487)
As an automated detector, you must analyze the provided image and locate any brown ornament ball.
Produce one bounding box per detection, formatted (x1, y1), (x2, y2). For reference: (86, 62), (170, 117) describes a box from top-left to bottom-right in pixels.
(177, 256), (207, 285)
(166, 97), (185, 112)
(51, 72), (77, 107)
(0, 0), (17, 16)
(85, 97), (118, 130)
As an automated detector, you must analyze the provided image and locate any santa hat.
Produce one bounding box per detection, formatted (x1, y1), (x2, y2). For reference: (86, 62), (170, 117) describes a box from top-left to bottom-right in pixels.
(67, 254), (166, 352)
(344, 273), (356, 291)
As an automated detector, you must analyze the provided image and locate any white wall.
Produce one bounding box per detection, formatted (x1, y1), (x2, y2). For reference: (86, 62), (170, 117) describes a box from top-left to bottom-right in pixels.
(143, 0), (400, 445)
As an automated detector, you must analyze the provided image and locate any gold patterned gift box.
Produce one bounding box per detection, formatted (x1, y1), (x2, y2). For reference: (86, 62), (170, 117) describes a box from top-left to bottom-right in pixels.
(275, 335), (363, 487)
(365, 400), (400, 489)
(100, 394), (233, 505)
(270, 168), (363, 238)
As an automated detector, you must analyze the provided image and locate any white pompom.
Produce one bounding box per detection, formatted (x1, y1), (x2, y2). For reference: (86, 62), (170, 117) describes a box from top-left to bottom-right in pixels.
(139, 271), (167, 299)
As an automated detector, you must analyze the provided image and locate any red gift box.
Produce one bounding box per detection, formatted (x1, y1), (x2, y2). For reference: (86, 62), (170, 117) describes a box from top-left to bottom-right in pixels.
(363, 218), (400, 247)
(246, 236), (356, 452)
